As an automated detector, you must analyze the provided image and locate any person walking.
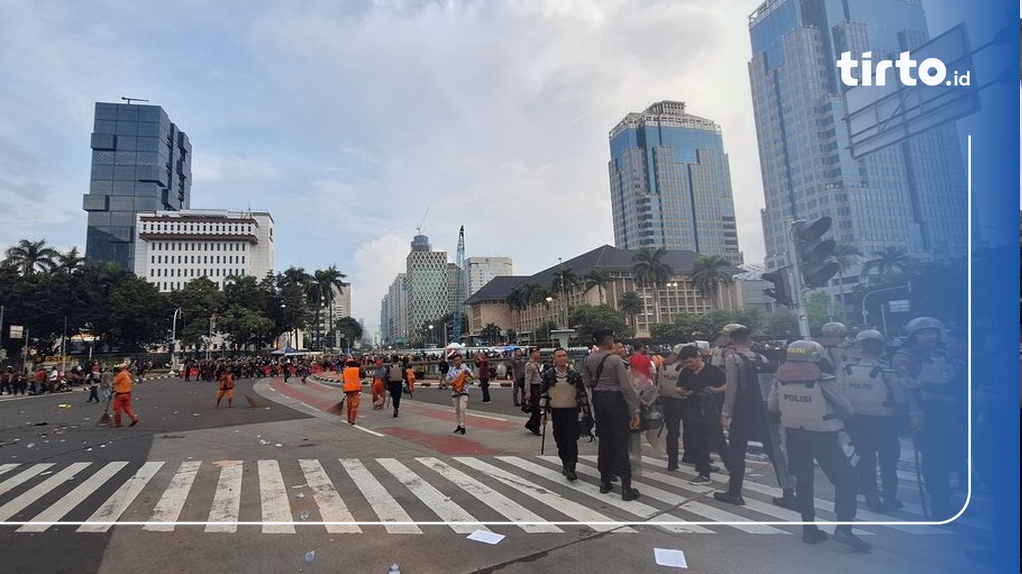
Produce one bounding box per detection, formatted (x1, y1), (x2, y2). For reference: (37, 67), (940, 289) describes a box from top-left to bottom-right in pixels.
(675, 345), (732, 485)
(111, 362), (139, 428)
(540, 347), (593, 481)
(510, 348), (526, 407)
(86, 363), (101, 403)
(341, 356), (364, 425)
(769, 340), (871, 552)
(387, 355), (405, 418)
(584, 329), (641, 501)
(215, 366), (235, 408)
(475, 352), (492, 403)
(445, 351), (475, 434)
(523, 348), (544, 436)
(372, 359), (387, 410)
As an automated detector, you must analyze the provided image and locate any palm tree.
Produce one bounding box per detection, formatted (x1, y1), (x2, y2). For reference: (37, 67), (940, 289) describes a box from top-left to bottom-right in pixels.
(618, 291), (644, 329)
(631, 247), (674, 323)
(549, 264), (580, 328)
(505, 287), (527, 338)
(4, 239), (60, 275)
(313, 266), (349, 349)
(55, 247), (85, 275)
(584, 267), (613, 305)
(832, 243), (863, 321)
(520, 283), (552, 338)
(860, 246), (916, 280)
(690, 255), (735, 309)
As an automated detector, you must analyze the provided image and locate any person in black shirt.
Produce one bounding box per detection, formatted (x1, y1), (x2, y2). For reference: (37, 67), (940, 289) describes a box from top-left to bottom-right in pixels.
(677, 346), (731, 484)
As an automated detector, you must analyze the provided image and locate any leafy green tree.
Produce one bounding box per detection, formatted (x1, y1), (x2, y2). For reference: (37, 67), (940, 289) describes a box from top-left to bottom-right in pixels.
(217, 304), (275, 350)
(479, 323), (502, 343)
(107, 277), (170, 351)
(568, 304), (634, 344)
(832, 243), (862, 321)
(806, 290), (833, 336)
(333, 316), (363, 350)
(55, 247), (86, 275)
(764, 309), (799, 339)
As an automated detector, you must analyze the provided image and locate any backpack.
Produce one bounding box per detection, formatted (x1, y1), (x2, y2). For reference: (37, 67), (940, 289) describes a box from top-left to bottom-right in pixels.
(388, 363), (404, 382)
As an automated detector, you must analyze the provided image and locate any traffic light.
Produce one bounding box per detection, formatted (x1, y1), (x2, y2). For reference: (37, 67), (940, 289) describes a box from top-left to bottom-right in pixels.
(762, 267), (794, 307)
(793, 217), (840, 288)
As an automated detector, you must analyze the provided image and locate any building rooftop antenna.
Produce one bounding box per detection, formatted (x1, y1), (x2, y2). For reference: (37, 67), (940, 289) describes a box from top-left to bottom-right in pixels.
(121, 96), (149, 105)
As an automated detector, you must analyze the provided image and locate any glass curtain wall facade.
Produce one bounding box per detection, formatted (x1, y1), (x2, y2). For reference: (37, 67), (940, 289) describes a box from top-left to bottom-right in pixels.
(748, 0), (967, 270)
(608, 100), (744, 265)
(83, 102), (191, 270)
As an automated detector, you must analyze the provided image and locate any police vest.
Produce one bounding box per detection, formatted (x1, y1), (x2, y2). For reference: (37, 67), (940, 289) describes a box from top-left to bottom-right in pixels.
(895, 349), (956, 401)
(658, 363), (685, 400)
(776, 371), (843, 432)
(838, 359), (896, 417)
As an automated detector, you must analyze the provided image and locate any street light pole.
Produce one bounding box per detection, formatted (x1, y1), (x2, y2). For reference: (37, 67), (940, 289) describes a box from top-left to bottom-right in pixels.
(860, 284), (910, 330)
(171, 307), (181, 371)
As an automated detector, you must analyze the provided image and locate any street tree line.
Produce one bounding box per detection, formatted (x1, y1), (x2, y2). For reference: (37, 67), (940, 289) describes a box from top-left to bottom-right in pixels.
(0, 239), (359, 358)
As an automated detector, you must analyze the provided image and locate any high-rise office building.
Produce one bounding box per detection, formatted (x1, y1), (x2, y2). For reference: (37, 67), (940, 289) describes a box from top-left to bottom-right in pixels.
(608, 100), (743, 265)
(465, 256), (513, 297)
(748, 0), (967, 270)
(83, 102), (192, 270)
(383, 273), (408, 345)
(405, 235), (448, 338)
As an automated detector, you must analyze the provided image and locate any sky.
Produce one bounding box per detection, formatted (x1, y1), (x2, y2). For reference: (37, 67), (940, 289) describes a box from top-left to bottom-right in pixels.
(0, 0), (963, 338)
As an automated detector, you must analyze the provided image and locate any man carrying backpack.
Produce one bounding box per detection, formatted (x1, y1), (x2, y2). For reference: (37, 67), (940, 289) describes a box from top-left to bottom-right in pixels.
(387, 355), (405, 418)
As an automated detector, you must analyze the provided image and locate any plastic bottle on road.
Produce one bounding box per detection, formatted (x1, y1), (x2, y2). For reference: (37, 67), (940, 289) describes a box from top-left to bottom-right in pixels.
(388, 564), (401, 574)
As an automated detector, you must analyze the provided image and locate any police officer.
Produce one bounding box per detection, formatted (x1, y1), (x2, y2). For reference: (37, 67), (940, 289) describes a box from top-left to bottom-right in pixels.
(839, 330), (915, 512)
(769, 340), (871, 552)
(584, 329), (641, 501)
(892, 316), (962, 520)
(817, 321), (849, 375)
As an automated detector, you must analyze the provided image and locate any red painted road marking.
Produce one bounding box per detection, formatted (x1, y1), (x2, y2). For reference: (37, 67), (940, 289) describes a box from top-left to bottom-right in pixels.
(381, 427), (504, 456)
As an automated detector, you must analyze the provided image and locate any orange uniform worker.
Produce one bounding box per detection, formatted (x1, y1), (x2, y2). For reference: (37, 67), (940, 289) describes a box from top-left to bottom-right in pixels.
(404, 366), (416, 396)
(342, 357), (364, 425)
(216, 367), (235, 408)
(372, 359), (387, 409)
(111, 363), (139, 427)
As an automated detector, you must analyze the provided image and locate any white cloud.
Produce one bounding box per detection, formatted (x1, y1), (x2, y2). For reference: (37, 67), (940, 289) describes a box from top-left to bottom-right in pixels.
(0, 0), (772, 337)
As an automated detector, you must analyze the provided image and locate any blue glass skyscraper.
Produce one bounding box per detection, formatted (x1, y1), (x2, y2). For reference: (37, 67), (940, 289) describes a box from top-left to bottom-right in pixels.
(83, 102), (191, 270)
(748, 0), (967, 270)
(608, 101), (744, 265)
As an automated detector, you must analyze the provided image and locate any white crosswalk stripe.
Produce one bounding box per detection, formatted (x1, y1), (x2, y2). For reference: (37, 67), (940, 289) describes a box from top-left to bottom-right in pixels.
(144, 461), (202, 532)
(341, 458), (420, 534)
(205, 461), (243, 533)
(77, 462), (164, 533)
(0, 456), (955, 536)
(0, 464), (19, 477)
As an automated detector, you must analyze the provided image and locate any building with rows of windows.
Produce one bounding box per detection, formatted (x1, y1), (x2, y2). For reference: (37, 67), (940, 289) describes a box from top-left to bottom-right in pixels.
(132, 210), (274, 292)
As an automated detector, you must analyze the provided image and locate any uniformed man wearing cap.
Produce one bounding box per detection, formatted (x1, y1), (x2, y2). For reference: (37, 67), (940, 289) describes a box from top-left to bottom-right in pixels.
(583, 329), (641, 501)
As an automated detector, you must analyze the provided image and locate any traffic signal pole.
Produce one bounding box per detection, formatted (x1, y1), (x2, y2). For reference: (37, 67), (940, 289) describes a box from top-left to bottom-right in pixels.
(785, 224), (812, 338)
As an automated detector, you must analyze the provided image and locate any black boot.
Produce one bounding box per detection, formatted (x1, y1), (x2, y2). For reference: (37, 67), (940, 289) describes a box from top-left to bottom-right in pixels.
(802, 525), (828, 544)
(565, 463), (578, 482)
(772, 488), (797, 510)
(599, 477), (613, 494)
(620, 477), (640, 501)
(832, 526), (873, 552)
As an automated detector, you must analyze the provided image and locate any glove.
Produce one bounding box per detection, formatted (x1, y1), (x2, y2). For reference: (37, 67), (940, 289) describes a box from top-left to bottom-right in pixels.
(579, 416), (595, 442)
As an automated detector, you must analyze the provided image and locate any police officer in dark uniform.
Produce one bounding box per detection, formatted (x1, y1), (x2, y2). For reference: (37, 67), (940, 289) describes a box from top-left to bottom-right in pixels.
(769, 340), (871, 552)
(892, 316), (962, 520)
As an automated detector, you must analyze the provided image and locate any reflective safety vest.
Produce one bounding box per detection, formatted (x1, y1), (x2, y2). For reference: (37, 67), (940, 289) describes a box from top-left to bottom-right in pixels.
(894, 348), (957, 401)
(342, 366), (362, 392)
(838, 359), (896, 416)
(776, 370), (843, 432)
(658, 363), (685, 400)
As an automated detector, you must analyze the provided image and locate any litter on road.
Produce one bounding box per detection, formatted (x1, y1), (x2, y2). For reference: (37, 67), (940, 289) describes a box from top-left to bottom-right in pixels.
(654, 548), (688, 569)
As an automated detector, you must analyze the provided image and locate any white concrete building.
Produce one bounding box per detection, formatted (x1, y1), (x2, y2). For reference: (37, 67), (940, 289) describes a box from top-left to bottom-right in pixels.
(133, 209), (274, 292)
(465, 256), (513, 297)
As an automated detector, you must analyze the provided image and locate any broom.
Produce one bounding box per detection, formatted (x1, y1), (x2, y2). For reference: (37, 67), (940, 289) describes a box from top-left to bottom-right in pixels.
(327, 396), (345, 415)
(96, 391), (114, 426)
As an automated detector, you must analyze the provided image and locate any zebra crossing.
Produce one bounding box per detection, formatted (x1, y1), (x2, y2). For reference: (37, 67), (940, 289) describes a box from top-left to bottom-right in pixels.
(0, 455), (952, 536)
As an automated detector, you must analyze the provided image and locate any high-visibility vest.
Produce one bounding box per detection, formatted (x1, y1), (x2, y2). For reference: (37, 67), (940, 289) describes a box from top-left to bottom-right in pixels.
(342, 366), (362, 392)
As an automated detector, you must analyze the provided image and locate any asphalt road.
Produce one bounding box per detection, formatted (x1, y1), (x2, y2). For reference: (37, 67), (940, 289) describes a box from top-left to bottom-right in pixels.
(0, 377), (1002, 574)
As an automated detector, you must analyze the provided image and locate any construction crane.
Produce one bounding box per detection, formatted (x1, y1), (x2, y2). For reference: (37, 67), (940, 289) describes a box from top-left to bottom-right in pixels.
(451, 226), (465, 343)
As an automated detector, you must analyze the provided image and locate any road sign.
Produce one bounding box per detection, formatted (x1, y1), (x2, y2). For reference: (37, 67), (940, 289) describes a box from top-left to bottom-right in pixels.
(888, 300), (911, 312)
